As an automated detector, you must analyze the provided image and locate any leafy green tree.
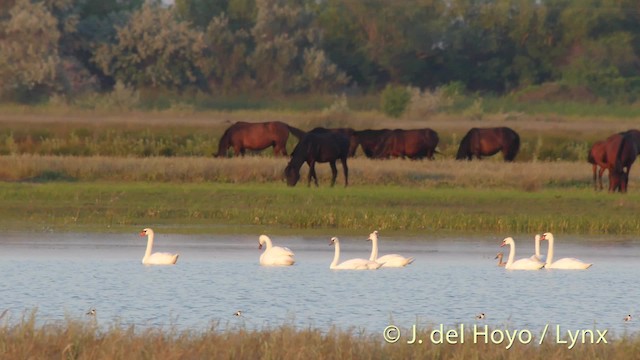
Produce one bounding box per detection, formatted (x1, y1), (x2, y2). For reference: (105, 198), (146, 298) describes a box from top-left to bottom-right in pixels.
(93, 4), (206, 91)
(0, 0), (61, 100)
(248, 0), (346, 93)
(199, 14), (252, 92)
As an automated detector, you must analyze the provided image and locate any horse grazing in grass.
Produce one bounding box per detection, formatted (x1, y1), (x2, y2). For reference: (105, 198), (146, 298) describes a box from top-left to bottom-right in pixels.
(284, 131), (349, 187)
(353, 129), (392, 158)
(216, 121), (305, 157)
(456, 127), (520, 162)
(373, 128), (439, 160)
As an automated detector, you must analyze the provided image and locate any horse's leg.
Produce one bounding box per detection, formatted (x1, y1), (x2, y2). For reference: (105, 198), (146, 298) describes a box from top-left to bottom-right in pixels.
(329, 161), (338, 187)
(341, 157), (348, 187)
(598, 167), (605, 191)
(592, 164), (598, 190)
(308, 161), (318, 187)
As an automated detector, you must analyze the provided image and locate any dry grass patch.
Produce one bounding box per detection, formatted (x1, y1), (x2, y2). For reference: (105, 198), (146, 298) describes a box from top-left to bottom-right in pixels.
(0, 155), (615, 190)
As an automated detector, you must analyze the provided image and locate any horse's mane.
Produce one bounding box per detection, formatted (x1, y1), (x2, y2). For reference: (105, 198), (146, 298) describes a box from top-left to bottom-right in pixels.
(287, 134), (313, 170)
(456, 128), (475, 160)
(216, 126), (233, 157)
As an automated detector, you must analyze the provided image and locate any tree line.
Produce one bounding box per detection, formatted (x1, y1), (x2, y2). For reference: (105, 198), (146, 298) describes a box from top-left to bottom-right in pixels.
(1, 0), (639, 104)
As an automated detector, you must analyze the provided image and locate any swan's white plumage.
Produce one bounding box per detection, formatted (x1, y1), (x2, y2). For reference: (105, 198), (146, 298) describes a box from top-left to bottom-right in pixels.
(367, 230), (414, 267)
(541, 232), (592, 270)
(529, 234), (547, 262)
(330, 237), (381, 270)
(140, 228), (179, 265)
(500, 237), (545, 270)
(258, 234), (295, 266)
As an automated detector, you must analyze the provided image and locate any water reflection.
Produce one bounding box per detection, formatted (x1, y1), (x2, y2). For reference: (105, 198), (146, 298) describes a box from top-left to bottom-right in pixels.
(0, 232), (639, 337)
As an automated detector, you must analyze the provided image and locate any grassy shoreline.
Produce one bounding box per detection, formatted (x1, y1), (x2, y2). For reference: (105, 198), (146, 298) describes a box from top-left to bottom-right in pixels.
(0, 313), (637, 360)
(2, 180), (639, 236)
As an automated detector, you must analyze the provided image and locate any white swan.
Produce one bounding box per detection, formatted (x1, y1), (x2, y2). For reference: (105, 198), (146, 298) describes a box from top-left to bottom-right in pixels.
(500, 237), (545, 270)
(139, 228), (179, 265)
(529, 234), (547, 262)
(541, 232), (592, 269)
(367, 230), (414, 267)
(258, 234), (295, 266)
(330, 237), (381, 270)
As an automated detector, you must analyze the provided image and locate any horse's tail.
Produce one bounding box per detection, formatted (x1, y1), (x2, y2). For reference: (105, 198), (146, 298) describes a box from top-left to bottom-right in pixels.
(216, 127), (232, 157)
(287, 125), (307, 139)
(504, 129), (520, 162)
(456, 130), (473, 160)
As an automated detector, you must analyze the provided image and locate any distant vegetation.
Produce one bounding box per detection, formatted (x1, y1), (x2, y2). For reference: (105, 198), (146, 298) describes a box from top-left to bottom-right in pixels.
(2, 0), (640, 118)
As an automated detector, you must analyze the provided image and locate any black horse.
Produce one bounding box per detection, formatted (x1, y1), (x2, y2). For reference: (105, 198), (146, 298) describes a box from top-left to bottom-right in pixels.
(610, 130), (640, 192)
(284, 131), (350, 187)
(456, 127), (520, 162)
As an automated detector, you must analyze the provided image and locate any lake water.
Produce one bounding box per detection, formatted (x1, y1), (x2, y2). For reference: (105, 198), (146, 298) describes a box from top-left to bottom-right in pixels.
(1, 231), (639, 340)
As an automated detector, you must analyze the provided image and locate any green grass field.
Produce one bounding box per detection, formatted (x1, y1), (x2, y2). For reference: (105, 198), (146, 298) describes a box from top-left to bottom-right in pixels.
(2, 181), (639, 236)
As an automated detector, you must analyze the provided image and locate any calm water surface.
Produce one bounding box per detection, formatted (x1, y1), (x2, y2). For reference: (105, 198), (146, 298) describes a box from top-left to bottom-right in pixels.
(1, 231), (639, 338)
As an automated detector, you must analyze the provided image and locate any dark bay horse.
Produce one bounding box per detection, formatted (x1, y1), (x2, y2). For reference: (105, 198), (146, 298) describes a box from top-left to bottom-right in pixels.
(456, 127), (520, 162)
(373, 128), (440, 160)
(308, 127), (358, 157)
(284, 131), (349, 187)
(606, 130), (640, 192)
(216, 121), (305, 157)
(353, 129), (392, 158)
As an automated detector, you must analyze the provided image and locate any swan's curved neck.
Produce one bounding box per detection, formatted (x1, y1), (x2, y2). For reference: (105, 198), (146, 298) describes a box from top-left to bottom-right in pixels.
(331, 242), (340, 268)
(263, 237), (273, 250)
(145, 232), (154, 258)
(506, 242), (515, 266)
(369, 236), (378, 261)
(545, 235), (554, 265)
(535, 237), (542, 258)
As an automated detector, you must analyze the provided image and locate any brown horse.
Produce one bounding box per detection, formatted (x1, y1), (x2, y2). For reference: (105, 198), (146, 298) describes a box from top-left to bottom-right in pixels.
(456, 127), (520, 162)
(373, 128), (440, 159)
(284, 131), (349, 187)
(352, 129), (392, 158)
(587, 140), (608, 191)
(216, 121), (305, 157)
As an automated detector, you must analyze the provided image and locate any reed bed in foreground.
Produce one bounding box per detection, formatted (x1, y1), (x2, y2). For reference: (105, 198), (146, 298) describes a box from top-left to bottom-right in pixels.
(0, 154), (619, 190)
(0, 314), (638, 360)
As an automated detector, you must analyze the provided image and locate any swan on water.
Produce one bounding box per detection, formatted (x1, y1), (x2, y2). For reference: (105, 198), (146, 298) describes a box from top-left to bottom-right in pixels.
(367, 230), (414, 267)
(540, 232), (592, 270)
(330, 237), (381, 270)
(139, 228), (179, 265)
(529, 234), (547, 262)
(494, 252), (506, 267)
(258, 234), (295, 266)
(500, 237), (545, 270)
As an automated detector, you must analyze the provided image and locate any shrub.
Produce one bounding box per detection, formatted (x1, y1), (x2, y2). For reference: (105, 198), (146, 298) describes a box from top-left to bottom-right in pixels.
(380, 85), (410, 118)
